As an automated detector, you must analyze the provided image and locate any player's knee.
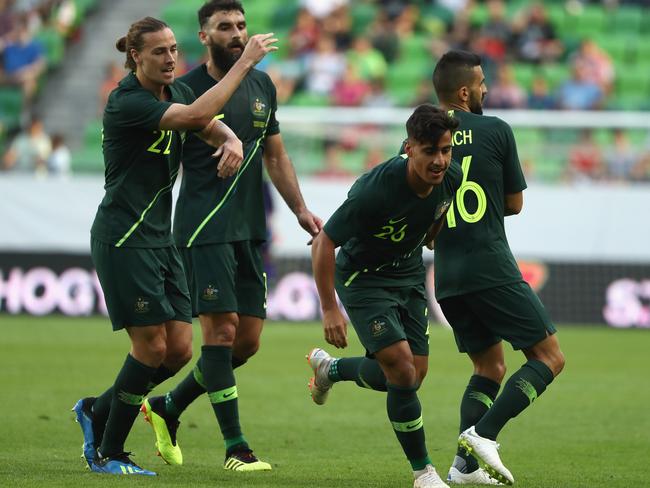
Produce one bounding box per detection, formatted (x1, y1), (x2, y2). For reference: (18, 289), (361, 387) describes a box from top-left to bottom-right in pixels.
(550, 349), (565, 377)
(142, 338), (167, 366)
(202, 314), (238, 345)
(387, 360), (417, 387)
(234, 336), (260, 361)
(165, 343), (193, 372)
(474, 360), (506, 383)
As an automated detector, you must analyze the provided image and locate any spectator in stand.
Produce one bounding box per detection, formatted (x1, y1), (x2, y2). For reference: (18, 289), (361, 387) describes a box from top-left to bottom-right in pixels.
(301, 0), (348, 20)
(331, 63), (370, 106)
(2, 115), (51, 173)
(305, 34), (346, 95)
(630, 152), (650, 182)
(368, 9), (400, 63)
(476, 0), (512, 64)
(289, 8), (320, 58)
(47, 132), (71, 176)
(347, 35), (387, 83)
(321, 4), (352, 50)
(265, 64), (297, 105)
(527, 74), (555, 109)
(98, 61), (125, 113)
(557, 60), (604, 110)
(604, 129), (637, 182)
(0, 0), (17, 49)
(364, 78), (394, 107)
(571, 38), (615, 95)
(315, 137), (353, 179)
(566, 129), (604, 182)
(0, 17), (46, 104)
(484, 63), (527, 109)
(511, 2), (563, 64)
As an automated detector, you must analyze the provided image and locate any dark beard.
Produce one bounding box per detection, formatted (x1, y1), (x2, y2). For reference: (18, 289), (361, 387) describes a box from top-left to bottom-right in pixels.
(209, 43), (241, 73)
(469, 92), (484, 115)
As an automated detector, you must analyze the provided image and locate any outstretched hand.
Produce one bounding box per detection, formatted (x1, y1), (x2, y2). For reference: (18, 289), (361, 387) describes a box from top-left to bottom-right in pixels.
(241, 33), (279, 66)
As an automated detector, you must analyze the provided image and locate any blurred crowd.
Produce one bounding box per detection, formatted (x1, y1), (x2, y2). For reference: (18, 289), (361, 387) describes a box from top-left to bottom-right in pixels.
(258, 0), (636, 110)
(0, 0), (77, 108)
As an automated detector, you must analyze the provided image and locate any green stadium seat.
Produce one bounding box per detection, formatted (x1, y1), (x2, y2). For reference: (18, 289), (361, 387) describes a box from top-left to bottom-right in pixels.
(74, 0), (99, 16)
(339, 148), (366, 173)
(541, 63), (569, 90)
(598, 36), (630, 64)
(84, 118), (103, 148)
(271, 4), (299, 32)
(35, 28), (65, 67)
(612, 6), (642, 34)
(468, 3), (489, 27)
(512, 63), (537, 90)
(161, 3), (198, 33)
(399, 34), (430, 64)
(71, 145), (103, 173)
(351, 3), (378, 34)
(288, 91), (330, 107)
(0, 87), (23, 128)
(574, 6), (605, 37)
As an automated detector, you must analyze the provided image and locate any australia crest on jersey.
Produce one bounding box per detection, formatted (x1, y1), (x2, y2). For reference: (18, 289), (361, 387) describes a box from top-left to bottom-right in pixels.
(434, 199), (452, 220)
(202, 284), (219, 301)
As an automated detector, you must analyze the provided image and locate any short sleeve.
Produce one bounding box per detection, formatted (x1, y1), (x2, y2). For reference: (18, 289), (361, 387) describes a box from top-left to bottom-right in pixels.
(499, 120), (527, 194)
(111, 89), (172, 131)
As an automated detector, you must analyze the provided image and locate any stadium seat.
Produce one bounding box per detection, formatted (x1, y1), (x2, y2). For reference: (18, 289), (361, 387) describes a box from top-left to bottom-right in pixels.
(351, 3), (378, 35)
(35, 28), (65, 67)
(574, 6), (605, 37)
(0, 87), (24, 128)
(598, 36), (630, 63)
(612, 6), (642, 34)
(541, 63), (568, 90)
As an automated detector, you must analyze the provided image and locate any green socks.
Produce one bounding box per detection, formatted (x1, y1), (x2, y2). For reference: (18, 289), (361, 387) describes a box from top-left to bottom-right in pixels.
(476, 359), (554, 440)
(161, 353), (248, 419)
(329, 357), (387, 392)
(92, 364), (174, 447)
(386, 383), (431, 470)
(455, 375), (500, 472)
(164, 359), (207, 417)
(202, 345), (247, 450)
(98, 354), (157, 457)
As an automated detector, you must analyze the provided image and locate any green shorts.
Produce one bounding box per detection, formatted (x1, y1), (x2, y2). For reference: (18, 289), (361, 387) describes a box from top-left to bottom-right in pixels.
(439, 281), (557, 354)
(180, 241), (267, 318)
(91, 239), (192, 331)
(335, 279), (429, 356)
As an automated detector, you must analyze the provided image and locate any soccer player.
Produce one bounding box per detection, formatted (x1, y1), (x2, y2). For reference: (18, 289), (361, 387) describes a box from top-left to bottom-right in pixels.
(309, 104), (461, 488)
(140, 0), (322, 472)
(430, 50), (565, 485)
(71, 16), (276, 476)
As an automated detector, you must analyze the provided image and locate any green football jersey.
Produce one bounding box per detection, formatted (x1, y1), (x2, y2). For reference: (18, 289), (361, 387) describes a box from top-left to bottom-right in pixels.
(324, 155), (462, 288)
(433, 110), (527, 299)
(91, 72), (195, 248)
(173, 65), (280, 247)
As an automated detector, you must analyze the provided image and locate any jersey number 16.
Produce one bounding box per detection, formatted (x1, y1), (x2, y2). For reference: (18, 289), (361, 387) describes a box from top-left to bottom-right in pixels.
(446, 155), (487, 228)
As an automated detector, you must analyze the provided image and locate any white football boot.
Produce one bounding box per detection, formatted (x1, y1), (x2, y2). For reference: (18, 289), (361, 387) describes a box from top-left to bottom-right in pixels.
(306, 348), (336, 405)
(458, 427), (514, 485)
(447, 466), (503, 485)
(414, 465), (450, 488)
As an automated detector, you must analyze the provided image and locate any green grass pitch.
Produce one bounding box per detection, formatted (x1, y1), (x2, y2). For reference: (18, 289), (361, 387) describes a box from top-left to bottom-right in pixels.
(0, 316), (647, 487)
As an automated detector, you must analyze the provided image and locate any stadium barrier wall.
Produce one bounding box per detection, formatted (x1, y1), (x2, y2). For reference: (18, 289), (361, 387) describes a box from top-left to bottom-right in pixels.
(1, 253), (648, 328)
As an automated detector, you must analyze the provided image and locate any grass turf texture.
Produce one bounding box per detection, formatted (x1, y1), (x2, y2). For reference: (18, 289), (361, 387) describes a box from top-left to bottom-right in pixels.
(0, 316), (647, 487)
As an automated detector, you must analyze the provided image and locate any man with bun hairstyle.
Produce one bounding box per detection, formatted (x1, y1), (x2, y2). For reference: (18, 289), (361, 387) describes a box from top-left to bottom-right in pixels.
(71, 16), (276, 476)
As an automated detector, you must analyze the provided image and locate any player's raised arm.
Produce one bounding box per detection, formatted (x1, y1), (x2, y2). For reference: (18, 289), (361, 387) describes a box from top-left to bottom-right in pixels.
(311, 231), (348, 348)
(160, 33), (278, 131)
